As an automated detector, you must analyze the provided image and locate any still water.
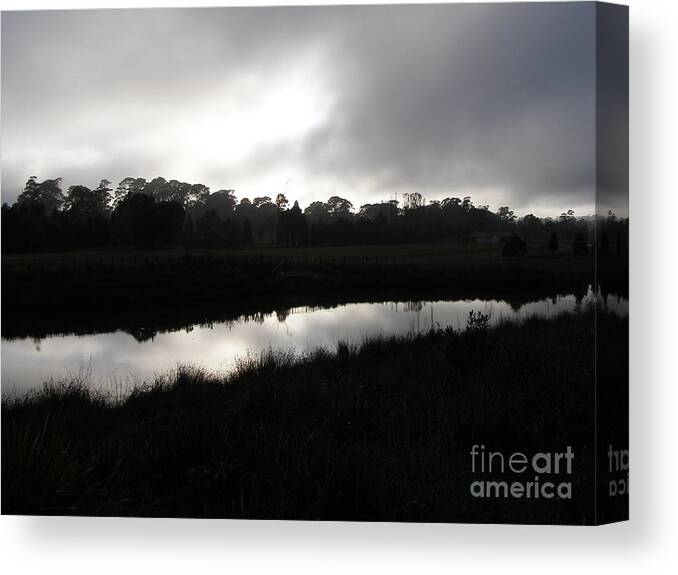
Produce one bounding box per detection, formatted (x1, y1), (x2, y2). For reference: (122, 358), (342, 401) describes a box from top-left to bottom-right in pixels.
(2, 290), (627, 396)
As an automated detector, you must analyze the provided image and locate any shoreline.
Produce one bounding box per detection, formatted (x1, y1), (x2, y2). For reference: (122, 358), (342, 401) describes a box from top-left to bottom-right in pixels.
(2, 244), (627, 339)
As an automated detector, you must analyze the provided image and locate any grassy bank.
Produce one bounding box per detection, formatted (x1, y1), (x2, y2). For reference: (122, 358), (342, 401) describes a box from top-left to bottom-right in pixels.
(2, 312), (628, 523)
(1, 243), (628, 338)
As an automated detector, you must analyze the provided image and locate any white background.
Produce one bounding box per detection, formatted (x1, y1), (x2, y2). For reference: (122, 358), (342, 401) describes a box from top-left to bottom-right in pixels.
(1, 0), (676, 573)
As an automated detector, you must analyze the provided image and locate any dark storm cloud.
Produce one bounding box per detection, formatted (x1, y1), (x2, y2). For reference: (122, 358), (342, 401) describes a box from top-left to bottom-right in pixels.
(298, 3), (597, 212)
(1, 3), (604, 215)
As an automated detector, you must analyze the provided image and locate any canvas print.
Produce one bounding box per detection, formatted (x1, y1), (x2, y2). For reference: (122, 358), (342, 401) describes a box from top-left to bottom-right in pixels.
(1, 2), (628, 524)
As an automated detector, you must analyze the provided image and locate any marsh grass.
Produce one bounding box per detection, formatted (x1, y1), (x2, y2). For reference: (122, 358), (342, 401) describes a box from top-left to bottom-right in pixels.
(2, 311), (627, 523)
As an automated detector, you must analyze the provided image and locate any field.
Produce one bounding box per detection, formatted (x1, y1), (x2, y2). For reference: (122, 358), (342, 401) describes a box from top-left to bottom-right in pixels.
(1, 241), (522, 270)
(1, 311), (628, 523)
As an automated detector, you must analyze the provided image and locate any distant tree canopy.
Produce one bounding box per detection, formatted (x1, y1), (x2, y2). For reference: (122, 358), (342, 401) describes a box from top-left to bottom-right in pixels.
(1, 175), (629, 253)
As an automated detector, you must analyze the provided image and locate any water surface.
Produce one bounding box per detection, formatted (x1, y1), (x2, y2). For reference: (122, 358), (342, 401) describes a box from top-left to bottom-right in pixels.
(1, 290), (627, 396)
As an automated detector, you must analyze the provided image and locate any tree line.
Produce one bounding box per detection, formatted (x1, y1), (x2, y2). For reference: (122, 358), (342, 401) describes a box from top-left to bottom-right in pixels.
(1, 176), (628, 253)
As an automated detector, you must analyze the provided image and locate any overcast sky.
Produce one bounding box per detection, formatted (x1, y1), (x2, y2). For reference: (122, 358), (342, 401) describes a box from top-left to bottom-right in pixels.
(1, 3), (622, 217)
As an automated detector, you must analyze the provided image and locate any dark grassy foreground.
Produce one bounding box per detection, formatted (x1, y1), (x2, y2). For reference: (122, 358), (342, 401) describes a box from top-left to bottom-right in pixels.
(2, 312), (627, 523)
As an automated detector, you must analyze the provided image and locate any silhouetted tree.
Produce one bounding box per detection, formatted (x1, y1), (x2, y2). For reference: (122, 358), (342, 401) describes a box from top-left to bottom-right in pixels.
(560, 209), (577, 223)
(253, 196), (272, 208)
(278, 200), (308, 245)
(497, 206), (516, 224)
(188, 184), (210, 207)
(275, 193), (289, 210)
(403, 192), (424, 210)
(114, 177), (146, 207)
(17, 177), (65, 213)
(304, 201), (330, 224)
(65, 181), (111, 215)
(203, 189), (237, 220)
(326, 196), (353, 218)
